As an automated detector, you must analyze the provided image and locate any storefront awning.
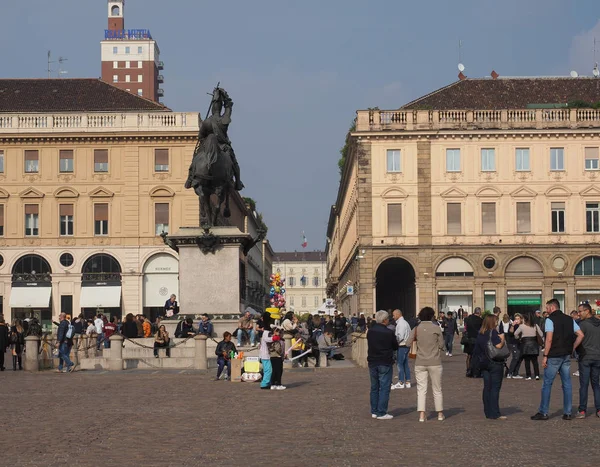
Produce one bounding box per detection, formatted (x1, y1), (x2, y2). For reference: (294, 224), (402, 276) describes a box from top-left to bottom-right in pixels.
(437, 291), (473, 296)
(80, 286), (121, 308)
(9, 286), (51, 308)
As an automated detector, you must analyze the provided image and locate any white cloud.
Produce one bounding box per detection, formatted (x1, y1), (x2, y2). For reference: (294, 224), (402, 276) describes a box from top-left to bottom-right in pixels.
(569, 20), (600, 75)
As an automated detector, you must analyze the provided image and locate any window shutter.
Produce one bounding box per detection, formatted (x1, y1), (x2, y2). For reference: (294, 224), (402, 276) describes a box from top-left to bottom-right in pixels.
(516, 202), (531, 233)
(155, 203), (169, 224)
(24, 150), (39, 161)
(585, 147), (599, 159)
(60, 204), (74, 216)
(25, 204), (39, 215)
(94, 149), (108, 164)
(447, 203), (461, 235)
(94, 204), (108, 221)
(551, 202), (565, 210)
(482, 203), (496, 234)
(155, 149), (169, 166)
(387, 204), (402, 235)
(59, 150), (74, 160)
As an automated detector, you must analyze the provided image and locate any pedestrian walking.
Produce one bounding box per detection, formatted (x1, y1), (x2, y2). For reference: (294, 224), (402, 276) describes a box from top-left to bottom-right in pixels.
(531, 299), (583, 421)
(506, 313), (523, 378)
(0, 319), (9, 371)
(9, 319), (25, 371)
(443, 311), (459, 357)
(464, 307), (483, 377)
(406, 307), (445, 422)
(367, 310), (398, 420)
(475, 314), (508, 420)
(514, 313), (543, 380)
(574, 303), (600, 419)
(55, 313), (75, 373)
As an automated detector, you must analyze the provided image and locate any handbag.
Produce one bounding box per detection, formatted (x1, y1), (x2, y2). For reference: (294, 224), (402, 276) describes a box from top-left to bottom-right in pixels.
(535, 325), (544, 348)
(408, 326), (418, 359)
(460, 333), (469, 346)
(485, 330), (510, 362)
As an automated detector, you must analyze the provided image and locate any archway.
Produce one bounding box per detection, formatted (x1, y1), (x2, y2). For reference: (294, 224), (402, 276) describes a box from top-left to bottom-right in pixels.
(80, 254), (122, 319)
(142, 253), (179, 321)
(376, 258), (416, 320)
(505, 256), (543, 317)
(10, 254), (53, 332)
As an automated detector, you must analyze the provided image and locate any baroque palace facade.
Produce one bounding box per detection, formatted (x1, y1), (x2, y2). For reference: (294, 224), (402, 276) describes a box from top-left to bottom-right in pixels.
(327, 77), (600, 320)
(0, 79), (272, 331)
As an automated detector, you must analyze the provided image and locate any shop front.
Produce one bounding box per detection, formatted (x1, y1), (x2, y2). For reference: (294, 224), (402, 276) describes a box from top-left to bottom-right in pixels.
(80, 254), (122, 319)
(142, 253), (179, 321)
(576, 290), (600, 314)
(507, 290), (542, 318)
(437, 290), (472, 315)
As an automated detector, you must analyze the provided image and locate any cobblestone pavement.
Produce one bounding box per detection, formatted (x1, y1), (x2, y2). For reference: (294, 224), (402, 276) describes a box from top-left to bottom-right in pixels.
(2, 348), (599, 467)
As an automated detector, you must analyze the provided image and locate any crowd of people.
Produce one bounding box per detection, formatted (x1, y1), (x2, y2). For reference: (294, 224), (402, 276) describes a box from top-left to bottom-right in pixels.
(367, 299), (600, 421)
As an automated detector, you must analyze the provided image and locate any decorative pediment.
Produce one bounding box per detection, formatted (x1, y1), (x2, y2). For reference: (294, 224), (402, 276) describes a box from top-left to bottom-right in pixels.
(545, 185), (571, 198)
(89, 186), (114, 198)
(580, 185), (600, 198)
(19, 187), (45, 199)
(381, 187), (408, 199)
(510, 186), (537, 198)
(440, 187), (467, 198)
(149, 186), (175, 198)
(54, 187), (80, 199)
(0, 188), (9, 199)
(475, 186), (502, 198)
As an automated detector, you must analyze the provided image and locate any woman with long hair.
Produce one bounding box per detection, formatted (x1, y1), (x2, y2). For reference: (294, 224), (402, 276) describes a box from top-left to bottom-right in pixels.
(153, 325), (170, 358)
(475, 314), (507, 419)
(9, 319), (25, 371)
(406, 306), (445, 422)
(514, 312), (543, 380)
(506, 313), (523, 378)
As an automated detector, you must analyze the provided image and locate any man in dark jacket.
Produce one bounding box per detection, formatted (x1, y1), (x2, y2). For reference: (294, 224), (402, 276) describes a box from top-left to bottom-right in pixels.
(0, 319), (9, 371)
(55, 313), (75, 373)
(575, 303), (600, 418)
(367, 310), (398, 420)
(464, 307), (483, 377)
(443, 312), (460, 357)
(175, 318), (196, 338)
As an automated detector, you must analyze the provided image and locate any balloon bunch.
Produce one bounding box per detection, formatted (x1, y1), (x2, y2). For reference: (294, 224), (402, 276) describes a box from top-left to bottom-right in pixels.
(269, 272), (286, 309)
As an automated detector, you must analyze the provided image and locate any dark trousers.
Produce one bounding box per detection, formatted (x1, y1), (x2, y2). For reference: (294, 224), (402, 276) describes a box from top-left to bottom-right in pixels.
(524, 355), (540, 378)
(0, 349), (5, 369)
(153, 341), (170, 357)
(312, 348), (321, 367)
(482, 362), (504, 419)
(508, 343), (522, 376)
(270, 357), (283, 386)
(578, 359), (600, 413)
(216, 356), (231, 378)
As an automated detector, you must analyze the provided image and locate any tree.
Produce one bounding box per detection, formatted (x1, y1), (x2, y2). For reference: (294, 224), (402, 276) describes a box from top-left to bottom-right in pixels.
(338, 120), (356, 178)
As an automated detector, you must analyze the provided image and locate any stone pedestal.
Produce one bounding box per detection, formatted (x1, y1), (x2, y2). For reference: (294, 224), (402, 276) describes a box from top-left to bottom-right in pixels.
(168, 227), (253, 317)
(24, 336), (40, 372)
(194, 334), (208, 370)
(108, 334), (124, 371)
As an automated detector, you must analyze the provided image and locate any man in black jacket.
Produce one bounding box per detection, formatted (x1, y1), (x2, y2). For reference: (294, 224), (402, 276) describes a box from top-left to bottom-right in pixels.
(464, 307), (483, 377)
(55, 313), (75, 373)
(531, 299), (583, 421)
(575, 303), (600, 419)
(367, 310), (398, 420)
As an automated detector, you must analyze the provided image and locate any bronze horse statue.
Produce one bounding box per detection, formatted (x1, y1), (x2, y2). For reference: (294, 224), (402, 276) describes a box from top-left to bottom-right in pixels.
(185, 87), (243, 228)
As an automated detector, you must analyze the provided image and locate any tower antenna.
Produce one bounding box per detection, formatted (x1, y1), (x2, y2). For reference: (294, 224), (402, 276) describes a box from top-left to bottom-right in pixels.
(58, 56), (68, 78)
(47, 50), (56, 78)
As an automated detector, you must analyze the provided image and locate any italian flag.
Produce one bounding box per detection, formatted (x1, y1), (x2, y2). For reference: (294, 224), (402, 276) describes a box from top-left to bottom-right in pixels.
(301, 232), (308, 248)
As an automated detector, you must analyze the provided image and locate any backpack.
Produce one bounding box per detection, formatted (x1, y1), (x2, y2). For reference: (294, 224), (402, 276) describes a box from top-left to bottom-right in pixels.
(66, 323), (74, 339)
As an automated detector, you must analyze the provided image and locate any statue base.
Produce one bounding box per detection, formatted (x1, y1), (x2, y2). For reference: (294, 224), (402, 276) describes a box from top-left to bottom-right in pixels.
(167, 227), (253, 317)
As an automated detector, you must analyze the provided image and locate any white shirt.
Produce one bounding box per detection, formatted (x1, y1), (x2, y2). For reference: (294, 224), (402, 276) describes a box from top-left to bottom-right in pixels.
(94, 318), (104, 334)
(395, 317), (411, 346)
(259, 331), (274, 360)
(86, 324), (96, 336)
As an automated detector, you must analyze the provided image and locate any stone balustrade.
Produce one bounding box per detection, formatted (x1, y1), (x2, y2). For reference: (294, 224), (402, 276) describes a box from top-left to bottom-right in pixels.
(356, 108), (600, 132)
(0, 111), (198, 134)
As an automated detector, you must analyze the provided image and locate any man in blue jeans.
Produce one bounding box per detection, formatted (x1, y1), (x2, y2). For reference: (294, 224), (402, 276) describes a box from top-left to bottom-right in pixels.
(574, 303), (600, 418)
(531, 299), (583, 421)
(391, 309), (412, 390)
(55, 313), (75, 373)
(367, 310), (398, 420)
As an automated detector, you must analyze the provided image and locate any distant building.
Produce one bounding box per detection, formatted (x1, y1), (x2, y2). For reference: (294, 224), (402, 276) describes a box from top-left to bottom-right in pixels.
(101, 0), (164, 102)
(273, 251), (327, 314)
(327, 77), (600, 320)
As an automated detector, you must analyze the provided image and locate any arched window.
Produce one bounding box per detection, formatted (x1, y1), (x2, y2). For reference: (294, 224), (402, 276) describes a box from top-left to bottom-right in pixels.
(82, 254), (121, 284)
(435, 257), (474, 277)
(575, 256), (600, 276)
(111, 5), (120, 16)
(505, 257), (543, 278)
(12, 254), (52, 284)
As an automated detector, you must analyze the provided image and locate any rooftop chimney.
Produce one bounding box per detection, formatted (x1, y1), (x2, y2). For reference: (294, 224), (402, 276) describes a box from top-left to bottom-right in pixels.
(458, 72), (467, 81)
(491, 70), (499, 80)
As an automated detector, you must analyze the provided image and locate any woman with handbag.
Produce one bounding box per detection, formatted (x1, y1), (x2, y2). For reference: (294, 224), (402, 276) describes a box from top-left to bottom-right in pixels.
(513, 313), (543, 380)
(406, 307), (445, 422)
(475, 314), (508, 420)
(9, 319), (25, 371)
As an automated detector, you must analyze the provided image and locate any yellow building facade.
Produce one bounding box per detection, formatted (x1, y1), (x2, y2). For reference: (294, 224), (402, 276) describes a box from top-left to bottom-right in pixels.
(327, 77), (600, 320)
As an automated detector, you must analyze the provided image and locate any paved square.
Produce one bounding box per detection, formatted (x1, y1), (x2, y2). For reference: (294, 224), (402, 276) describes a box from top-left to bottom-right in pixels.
(3, 350), (599, 466)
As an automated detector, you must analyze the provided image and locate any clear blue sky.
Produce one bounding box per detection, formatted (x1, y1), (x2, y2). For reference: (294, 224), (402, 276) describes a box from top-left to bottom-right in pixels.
(1, 0), (599, 251)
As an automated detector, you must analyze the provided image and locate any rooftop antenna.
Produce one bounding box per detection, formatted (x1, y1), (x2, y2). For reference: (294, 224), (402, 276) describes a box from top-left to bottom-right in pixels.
(457, 39), (465, 72)
(47, 50), (56, 78)
(593, 38), (599, 78)
(570, 70), (579, 78)
(58, 56), (68, 78)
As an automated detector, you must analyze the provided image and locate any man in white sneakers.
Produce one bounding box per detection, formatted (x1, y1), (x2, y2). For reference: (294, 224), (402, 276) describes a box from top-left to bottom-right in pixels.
(392, 309), (412, 390)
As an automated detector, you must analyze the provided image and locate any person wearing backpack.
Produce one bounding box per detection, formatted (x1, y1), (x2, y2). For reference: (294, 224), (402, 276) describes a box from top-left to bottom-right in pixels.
(474, 314), (508, 420)
(55, 313), (75, 373)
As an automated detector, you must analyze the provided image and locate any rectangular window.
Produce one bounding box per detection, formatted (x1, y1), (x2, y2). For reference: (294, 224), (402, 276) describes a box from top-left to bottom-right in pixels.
(586, 202), (600, 233)
(94, 149), (108, 172)
(553, 290), (565, 312)
(113, 75), (118, 83)
(289, 295), (294, 306)
(386, 149), (401, 173)
(138, 47), (143, 54)
(113, 61), (118, 68)
(59, 150), (74, 173)
(137, 89), (143, 96)
(551, 202), (565, 233)
(125, 46), (130, 54)
(113, 46), (118, 54)
(550, 148), (564, 171)
(94, 204), (109, 236)
(125, 75), (131, 83)
(137, 61), (142, 68)
(61, 295), (73, 316)
(446, 149), (460, 172)
(516, 202), (531, 234)
(516, 148), (530, 171)
(125, 61), (130, 69)
(481, 202), (496, 234)
(387, 204), (402, 236)
(288, 277), (295, 287)
(585, 147), (599, 170)
(59, 204), (74, 236)
(314, 296), (319, 307)
(155, 203), (169, 235)
(447, 203), (461, 235)
(484, 291), (496, 313)
(138, 75), (143, 83)
(0, 150), (4, 173)
(154, 149), (169, 172)
(312, 277), (320, 287)
(301, 296), (306, 307)
(24, 150), (39, 173)
(24, 204), (39, 236)
(0, 204), (4, 236)
(481, 148), (496, 172)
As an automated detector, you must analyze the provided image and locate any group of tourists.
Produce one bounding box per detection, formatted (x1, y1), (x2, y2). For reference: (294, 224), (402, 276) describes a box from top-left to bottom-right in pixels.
(367, 298), (600, 421)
